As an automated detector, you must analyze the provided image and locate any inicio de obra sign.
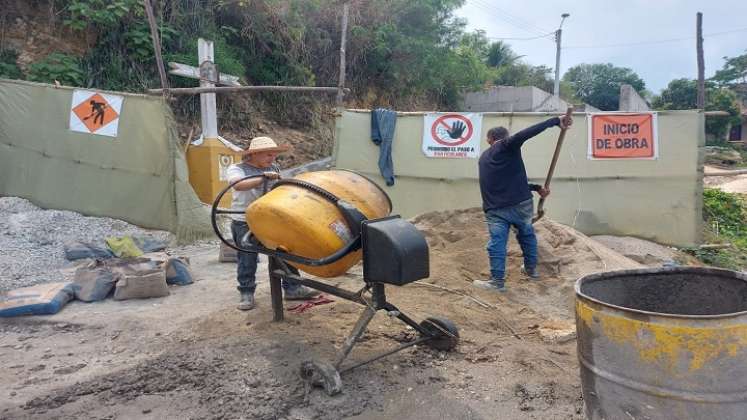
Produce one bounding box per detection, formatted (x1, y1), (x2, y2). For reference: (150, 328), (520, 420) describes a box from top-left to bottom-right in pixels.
(587, 113), (659, 160)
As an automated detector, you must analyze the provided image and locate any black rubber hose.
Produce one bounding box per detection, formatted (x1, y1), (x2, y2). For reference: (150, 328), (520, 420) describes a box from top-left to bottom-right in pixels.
(210, 174), (359, 266)
(272, 178), (340, 203)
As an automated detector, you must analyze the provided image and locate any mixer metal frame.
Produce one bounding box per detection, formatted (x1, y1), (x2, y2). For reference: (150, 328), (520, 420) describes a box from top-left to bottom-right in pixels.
(211, 172), (459, 395)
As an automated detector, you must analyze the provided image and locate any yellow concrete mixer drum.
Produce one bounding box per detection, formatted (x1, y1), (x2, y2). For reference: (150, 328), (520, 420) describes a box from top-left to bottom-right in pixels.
(245, 170), (392, 278)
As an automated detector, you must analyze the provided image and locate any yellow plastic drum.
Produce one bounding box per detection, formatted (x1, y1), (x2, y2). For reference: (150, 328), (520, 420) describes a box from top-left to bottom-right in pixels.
(246, 170), (391, 277)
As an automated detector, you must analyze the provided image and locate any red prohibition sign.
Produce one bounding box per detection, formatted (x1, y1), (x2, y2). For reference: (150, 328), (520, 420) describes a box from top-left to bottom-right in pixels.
(431, 114), (474, 146)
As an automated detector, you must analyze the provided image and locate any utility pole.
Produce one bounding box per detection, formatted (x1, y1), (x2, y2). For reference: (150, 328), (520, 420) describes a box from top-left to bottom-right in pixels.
(554, 13), (570, 98)
(696, 12), (705, 109)
(336, 2), (350, 107)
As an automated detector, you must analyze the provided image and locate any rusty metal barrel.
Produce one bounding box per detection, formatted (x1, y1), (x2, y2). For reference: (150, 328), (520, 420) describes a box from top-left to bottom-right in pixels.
(575, 267), (747, 420)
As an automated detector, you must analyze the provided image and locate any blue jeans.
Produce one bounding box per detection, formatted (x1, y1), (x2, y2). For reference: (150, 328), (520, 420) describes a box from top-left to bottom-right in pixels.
(485, 198), (538, 281)
(231, 221), (300, 294)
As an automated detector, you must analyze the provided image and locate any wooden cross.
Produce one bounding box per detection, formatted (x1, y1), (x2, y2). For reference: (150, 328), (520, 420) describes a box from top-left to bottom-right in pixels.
(168, 38), (241, 147)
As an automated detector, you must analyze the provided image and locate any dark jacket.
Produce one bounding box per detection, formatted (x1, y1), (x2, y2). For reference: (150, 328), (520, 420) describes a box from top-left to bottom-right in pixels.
(478, 117), (560, 211)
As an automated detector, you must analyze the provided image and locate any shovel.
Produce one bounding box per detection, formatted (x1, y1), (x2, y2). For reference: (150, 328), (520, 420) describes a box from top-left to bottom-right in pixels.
(533, 107), (574, 224)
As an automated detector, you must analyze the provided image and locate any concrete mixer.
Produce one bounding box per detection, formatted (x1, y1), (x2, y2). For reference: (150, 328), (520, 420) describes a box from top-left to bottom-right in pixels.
(211, 169), (459, 396)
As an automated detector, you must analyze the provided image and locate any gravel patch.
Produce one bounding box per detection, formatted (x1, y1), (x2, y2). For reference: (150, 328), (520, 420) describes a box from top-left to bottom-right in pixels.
(0, 197), (175, 292)
(591, 235), (677, 266)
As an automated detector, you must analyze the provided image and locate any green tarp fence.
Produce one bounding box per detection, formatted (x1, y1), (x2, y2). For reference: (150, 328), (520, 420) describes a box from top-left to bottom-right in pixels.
(0, 79), (213, 243)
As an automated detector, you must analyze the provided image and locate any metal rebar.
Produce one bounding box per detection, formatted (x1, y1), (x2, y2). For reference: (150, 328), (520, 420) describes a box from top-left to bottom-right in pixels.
(339, 336), (431, 374)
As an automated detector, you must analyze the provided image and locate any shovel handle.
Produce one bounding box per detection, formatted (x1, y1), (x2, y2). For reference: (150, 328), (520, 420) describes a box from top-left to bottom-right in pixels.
(533, 107), (573, 224)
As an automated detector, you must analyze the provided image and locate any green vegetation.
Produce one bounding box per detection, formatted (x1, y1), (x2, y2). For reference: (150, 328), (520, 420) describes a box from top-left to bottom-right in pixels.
(6, 0), (575, 115)
(562, 63), (646, 111)
(688, 189), (747, 270)
(64, 0), (139, 30)
(711, 50), (747, 88)
(652, 78), (741, 141)
(0, 49), (23, 79)
(27, 53), (85, 86)
(7, 2), (743, 131)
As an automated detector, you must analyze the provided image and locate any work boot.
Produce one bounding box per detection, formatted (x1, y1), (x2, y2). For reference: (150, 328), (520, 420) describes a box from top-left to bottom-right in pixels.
(283, 285), (320, 301)
(521, 265), (540, 280)
(472, 279), (506, 293)
(237, 291), (256, 311)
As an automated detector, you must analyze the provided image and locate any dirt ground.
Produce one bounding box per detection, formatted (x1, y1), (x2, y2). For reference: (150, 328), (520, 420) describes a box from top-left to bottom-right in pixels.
(704, 165), (747, 194)
(714, 177), (747, 194)
(219, 120), (335, 171)
(1, 209), (646, 420)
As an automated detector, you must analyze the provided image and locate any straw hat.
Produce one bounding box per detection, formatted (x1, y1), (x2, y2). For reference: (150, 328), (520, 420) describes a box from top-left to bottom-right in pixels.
(241, 136), (291, 156)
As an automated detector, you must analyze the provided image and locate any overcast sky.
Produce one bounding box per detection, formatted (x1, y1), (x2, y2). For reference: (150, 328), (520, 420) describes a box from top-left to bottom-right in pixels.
(455, 0), (747, 93)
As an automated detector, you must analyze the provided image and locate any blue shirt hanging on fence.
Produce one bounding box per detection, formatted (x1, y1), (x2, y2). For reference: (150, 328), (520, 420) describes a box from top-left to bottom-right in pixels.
(371, 108), (397, 186)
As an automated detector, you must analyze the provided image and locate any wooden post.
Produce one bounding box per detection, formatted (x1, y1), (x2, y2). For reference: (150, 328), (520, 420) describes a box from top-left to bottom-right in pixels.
(143, 0), (169, 92)
(696, 12), (705, 109)
(168, 62), (242, 86)
(147, 86), (345, 95)
(336, 2), (350, 107)
(198, 38), (219, 139)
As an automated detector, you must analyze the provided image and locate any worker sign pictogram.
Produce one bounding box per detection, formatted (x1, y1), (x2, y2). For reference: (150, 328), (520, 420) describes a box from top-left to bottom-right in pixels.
(588, 113), (658, 160)
(422, 113), (482, 158)
(69, 90), (123, 137)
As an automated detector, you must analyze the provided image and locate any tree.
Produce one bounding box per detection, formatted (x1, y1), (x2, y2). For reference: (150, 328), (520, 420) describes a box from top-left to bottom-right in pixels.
(652, 78), (741, 141)
(493, 62), (553, 92)
(486, 41), (521, 68)
(339, 0), (489, 107)
(39, 0), (527, 112)
(651, 78), (698, 109)
(706, 89), (742, 141)
(711, 51), (747, 87)
(482, 40), (554, 93)
(562, 63), (646, 110)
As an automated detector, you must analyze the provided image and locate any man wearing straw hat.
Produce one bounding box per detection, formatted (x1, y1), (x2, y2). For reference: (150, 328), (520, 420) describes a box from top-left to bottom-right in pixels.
(227, 136), (319, 310)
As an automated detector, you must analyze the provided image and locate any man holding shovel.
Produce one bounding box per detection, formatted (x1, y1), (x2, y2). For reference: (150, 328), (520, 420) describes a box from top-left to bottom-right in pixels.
(473, 114), (573, 293)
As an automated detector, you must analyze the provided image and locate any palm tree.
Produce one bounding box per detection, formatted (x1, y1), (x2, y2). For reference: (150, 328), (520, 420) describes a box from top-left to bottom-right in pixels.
(486, 41), (523, 68)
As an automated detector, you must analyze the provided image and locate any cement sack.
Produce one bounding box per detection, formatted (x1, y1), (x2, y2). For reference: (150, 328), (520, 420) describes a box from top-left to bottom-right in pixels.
(64, 241), (114, 261)
(0, 283), (75, 317)
(163, 257), (193, 286)
(132, 235), (168, 253)
(104, 258), (158, 275)
(113, 269), (169, 300)
(72, 264), (119, 302)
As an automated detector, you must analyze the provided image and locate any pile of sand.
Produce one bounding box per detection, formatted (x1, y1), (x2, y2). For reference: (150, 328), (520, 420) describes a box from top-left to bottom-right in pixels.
(411, 207), (641, 320)
(413, 207), (640, 282)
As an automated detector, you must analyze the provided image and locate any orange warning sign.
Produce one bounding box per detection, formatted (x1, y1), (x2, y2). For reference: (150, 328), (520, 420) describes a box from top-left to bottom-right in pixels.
(589, 113), (657, 159)
(72, 93), (119, 133)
